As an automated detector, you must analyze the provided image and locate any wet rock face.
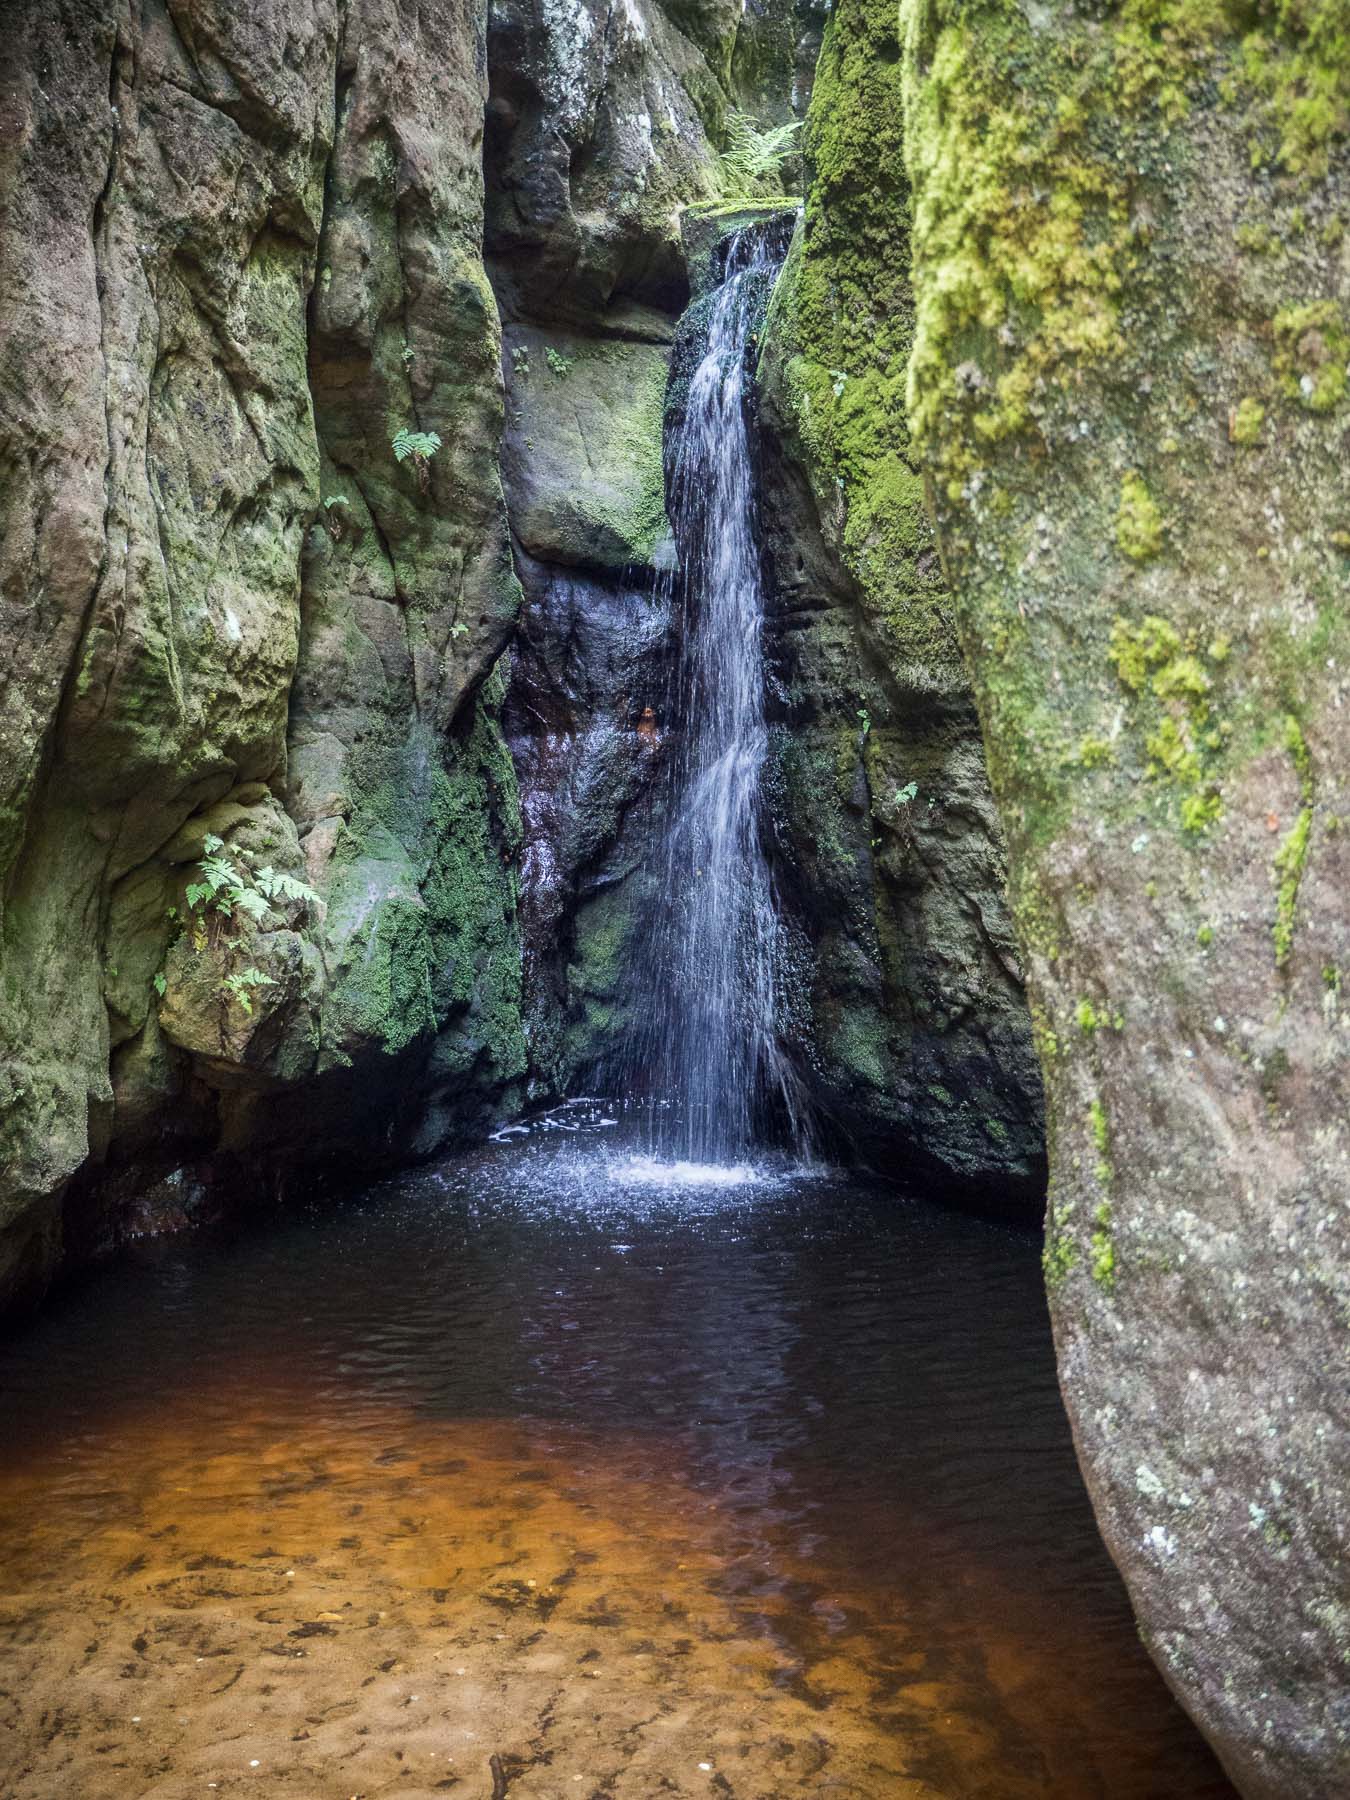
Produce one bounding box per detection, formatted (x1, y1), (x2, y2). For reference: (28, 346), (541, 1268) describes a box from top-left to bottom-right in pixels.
(898, 3), (1349, 1794)
(505, 552), (673, 1091)
(489, 0), (820, 1094)
(0, 0), (525, 1307)
(483, 0), (821, 327)
(752, 0), (1044, 1202)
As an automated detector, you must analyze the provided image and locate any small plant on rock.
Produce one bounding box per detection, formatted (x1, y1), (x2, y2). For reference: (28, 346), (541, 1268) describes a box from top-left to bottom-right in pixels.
(322, 494), (350, 541)
(714, 110), (801, 198)
(221, 967), (278, 1017)
(391, 426), (442, 492)
(185, 837), (269, 949)
(178, 833), (320, 1015)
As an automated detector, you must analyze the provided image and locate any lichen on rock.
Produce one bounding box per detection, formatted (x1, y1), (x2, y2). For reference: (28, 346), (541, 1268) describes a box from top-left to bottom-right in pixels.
(899, 3), (1350, 1792)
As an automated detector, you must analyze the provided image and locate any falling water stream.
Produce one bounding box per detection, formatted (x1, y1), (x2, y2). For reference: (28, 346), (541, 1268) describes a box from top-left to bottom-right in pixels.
(619, 227), (801, 1164)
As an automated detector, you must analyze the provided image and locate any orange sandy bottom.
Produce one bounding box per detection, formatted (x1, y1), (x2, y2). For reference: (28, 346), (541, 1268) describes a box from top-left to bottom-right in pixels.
(0, 1381), (1213, 1800)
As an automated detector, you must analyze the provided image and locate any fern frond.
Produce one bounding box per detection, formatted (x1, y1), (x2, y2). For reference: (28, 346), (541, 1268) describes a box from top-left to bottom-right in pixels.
(254, 867), (321, 908)
(221, 966), (277, 1015)
(232, 887), (271, 922)
(391, 427), (441, 463)
(198, 855), (242, 893)
(715, 111), (801, 198)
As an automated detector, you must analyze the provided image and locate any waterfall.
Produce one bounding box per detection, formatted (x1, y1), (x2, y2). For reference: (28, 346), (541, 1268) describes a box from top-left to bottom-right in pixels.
(619, 222), (803, 1164)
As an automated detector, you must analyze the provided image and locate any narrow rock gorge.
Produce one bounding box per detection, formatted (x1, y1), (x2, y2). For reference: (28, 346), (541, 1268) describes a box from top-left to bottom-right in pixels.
(0, 2), (1344, 1797)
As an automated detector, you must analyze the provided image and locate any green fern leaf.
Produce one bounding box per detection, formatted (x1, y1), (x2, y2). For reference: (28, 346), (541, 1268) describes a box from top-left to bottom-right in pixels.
(232, 887), (270, 922)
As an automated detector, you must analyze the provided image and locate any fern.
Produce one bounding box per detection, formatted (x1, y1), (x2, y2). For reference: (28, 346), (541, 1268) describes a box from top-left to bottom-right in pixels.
(391, 427), (441, 463)
(715, 111), (801, 198)
(232, 886), (271, 922)
(187, 853), (245, 915)
(253, 866), (321, 907)
(174, 830), (324, 1028)
(185, 835), (322, 936)
(221, 967), (277, 1016)
(200, 854), (244, 889)
(391, 426), (442, 494)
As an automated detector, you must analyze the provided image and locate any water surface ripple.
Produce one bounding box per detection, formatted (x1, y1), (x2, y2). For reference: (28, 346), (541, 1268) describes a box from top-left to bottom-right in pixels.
(0, 1116), (1232, 1798)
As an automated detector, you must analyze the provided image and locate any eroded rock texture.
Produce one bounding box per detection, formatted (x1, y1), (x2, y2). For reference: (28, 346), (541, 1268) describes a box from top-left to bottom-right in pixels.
(755, 0), (1044, 1197)
(897, 4), (1349, 1793)
(0, 0), (525, 1305)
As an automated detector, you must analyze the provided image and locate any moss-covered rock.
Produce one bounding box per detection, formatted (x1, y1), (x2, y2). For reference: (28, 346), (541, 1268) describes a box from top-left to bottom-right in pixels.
(0, 0), (527, 1308)
(501, 326), (673, 571)
(900, 4), (1350, 1792)
(753, 0), (1043, 1202)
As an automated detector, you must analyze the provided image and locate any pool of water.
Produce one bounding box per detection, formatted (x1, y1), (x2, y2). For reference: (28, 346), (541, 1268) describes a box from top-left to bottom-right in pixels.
(0, 1106), (1232, 1798)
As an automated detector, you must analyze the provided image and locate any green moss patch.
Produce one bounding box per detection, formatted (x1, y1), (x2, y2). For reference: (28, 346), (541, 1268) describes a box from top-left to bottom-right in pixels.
(760, 0), (955, 673)
(1272, 715), (1315, 968)
(1116, 474), (1164, 562)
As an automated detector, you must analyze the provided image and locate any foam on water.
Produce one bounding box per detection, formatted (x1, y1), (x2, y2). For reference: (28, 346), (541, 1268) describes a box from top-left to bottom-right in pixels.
(476, 1101), (815, 1214)
(608, 1154), (759, 1189)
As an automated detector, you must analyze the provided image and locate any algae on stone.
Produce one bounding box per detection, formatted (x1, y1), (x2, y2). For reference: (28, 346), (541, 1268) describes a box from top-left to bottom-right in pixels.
(752, 0), (1044, 1198)
(899, 4), (1350, 1792)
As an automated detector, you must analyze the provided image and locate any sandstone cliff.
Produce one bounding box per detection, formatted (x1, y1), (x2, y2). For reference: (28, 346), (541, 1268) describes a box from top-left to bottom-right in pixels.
(0, 0), (525, 1305)
(0, 0), (1053, 1313)
(895, 4), (1349, 1793)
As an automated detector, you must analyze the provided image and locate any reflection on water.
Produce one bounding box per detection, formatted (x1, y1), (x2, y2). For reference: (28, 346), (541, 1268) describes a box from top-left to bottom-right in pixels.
(0, 1108), (1232, 1798)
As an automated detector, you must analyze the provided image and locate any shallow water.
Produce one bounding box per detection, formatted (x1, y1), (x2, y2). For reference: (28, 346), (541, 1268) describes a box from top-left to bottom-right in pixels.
(0, 1108), (1232, 1798)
